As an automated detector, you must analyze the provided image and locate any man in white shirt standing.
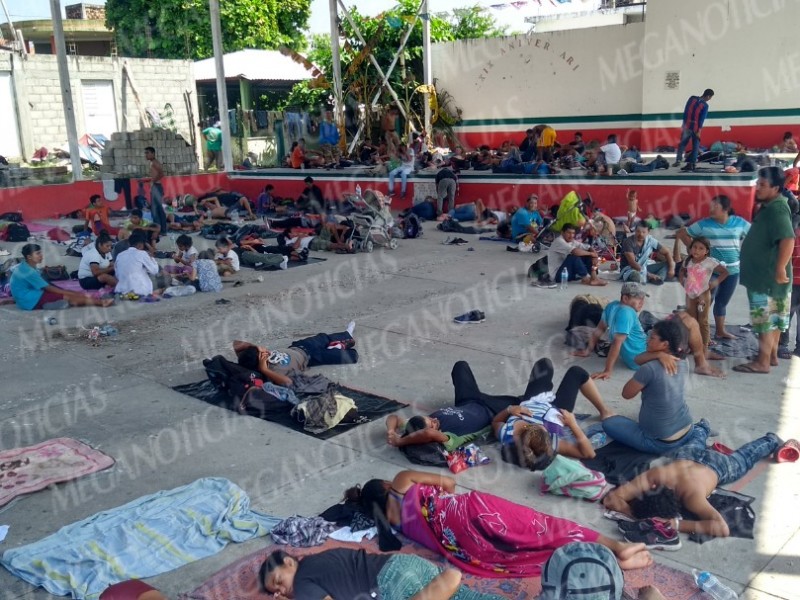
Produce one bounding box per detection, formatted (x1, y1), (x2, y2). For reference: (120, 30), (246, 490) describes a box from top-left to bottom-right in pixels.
(114, 230), (160, 296)
(546, 223), (607, 286)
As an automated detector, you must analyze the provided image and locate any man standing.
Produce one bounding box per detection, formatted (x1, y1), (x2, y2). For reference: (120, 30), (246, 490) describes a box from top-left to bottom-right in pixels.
(202, 121), (223, 170)
(318, 112), (340, 166)
(620, 222), (675, 284)
(546, 223), (606, 287)
(673, 89), (714, 172)
(144, 146), (167, 235)
(735, 166), (795, 374)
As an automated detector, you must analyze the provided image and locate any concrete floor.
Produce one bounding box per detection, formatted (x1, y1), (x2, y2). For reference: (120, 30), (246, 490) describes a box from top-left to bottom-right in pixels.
(0, 223), (798, 600)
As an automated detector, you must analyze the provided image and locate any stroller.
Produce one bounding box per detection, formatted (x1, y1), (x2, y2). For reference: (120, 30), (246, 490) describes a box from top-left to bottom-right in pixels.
(537, 191), (593, 251)
(344, 191), (398, 253)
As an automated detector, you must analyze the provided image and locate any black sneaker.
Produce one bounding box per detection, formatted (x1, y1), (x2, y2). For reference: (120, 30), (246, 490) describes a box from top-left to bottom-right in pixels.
(671, 160), (681, 167)
(623, 520), (681, 551)
(680, 163), (696, 172)
(454, 310), (485, 324)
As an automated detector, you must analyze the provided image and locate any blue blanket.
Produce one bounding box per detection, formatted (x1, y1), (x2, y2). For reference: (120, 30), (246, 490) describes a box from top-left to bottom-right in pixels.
(1, 477), (280, 599)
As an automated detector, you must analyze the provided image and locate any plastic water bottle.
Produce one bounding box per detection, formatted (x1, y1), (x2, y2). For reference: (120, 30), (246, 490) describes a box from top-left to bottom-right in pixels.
(43, 316), (57, 326)
(692, 570), (738, 600)
(560, 269), (569, 290)
(355, 184), (362, 199)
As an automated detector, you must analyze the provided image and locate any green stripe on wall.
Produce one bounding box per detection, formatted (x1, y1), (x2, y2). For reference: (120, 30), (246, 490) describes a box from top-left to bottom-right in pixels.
(459, 107), (800, 127)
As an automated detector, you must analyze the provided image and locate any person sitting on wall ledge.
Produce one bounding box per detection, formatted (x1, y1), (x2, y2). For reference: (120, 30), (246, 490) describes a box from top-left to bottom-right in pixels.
(778, 131), (798, 154)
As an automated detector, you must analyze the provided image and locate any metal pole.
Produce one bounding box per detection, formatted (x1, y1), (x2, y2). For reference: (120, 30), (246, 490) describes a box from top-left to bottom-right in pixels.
(209, 0), (233, 172)
(49, 0), (82, 181)
(0, 0), (19, 52)
(329, 0), (345, 149)
(421, 0), (432, 138)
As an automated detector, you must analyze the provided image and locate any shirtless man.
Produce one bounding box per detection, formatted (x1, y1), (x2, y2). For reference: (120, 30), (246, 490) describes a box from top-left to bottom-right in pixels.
(144, 146), (167, 235)
(603, 424), (789, 538)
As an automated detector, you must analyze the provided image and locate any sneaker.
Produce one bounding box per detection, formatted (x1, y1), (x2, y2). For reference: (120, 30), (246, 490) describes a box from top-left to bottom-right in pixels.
(623, 520), (681, 551)
(533, 280), (558, 289)
(617, 518), (658, 534)
(451, 238), (469, 246)
(671, 161), (681, 167)
(454, 310), (485, 324)
(617, 169), (628, 176)
(279, 256), (289, 270)
(506, 245), (520, 252)
(680, 163), (696, 172)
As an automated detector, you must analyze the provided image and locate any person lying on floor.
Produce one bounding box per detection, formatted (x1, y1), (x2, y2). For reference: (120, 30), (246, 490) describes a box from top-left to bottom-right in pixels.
(385, 360), (525, 451)
(10, 243), (114, 310)
(198, 189), (256, 220)
(346, 470), (653, 576)
(234, 322), (357, 386)
(600, 320), (707, 454)
(492, 358), (614, 467)
(166, 196), (205, 231)
(573, 282), (724, 378)
(603, 426), (796, 539)
(261, 547), (503, 600)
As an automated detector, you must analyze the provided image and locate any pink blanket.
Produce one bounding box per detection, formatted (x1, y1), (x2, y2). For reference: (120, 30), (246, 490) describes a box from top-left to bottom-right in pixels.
(53, 279), (114, 299)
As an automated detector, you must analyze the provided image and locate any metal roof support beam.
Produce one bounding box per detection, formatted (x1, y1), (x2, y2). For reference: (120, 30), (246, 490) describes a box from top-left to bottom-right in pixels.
(209, 0), (233, 172)
(328, 0), (345, 149)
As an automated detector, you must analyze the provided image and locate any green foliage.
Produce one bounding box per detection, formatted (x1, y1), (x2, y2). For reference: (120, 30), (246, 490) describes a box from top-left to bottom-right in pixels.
(105, 0), (311, 59)
(283, 0), (505, 127)
(279, 80), (331, 112)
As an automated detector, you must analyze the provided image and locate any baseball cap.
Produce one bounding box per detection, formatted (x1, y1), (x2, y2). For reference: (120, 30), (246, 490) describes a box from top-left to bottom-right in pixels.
(540, 542), (623, 600)
(621, 281), (649, 298)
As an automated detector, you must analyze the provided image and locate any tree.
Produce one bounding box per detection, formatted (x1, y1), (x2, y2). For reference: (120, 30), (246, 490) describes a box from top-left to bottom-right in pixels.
(105, 0), (311, 60)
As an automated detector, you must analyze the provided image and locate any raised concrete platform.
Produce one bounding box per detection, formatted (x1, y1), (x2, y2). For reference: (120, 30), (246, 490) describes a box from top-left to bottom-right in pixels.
(0, 223), (796, 599)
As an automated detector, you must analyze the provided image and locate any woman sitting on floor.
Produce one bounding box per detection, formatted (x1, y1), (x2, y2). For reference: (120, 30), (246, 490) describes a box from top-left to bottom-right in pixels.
(491, 358), (613, 468)
(261, 547), (503, 600)
(10, 243), (114, 310)
(346, 470), (653, 578)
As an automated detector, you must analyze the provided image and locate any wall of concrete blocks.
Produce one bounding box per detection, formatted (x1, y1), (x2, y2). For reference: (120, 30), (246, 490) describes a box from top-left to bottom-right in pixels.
(101, 129), (198, 177)
(0, 53), (199, 164)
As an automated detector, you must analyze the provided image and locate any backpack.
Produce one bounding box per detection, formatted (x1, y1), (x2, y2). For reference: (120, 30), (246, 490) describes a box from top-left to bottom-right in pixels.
(527, 255), (550, 281)
(5, 223), (30, 242)
(0, 212), (23, 222)
(403, 213), (422, 239)
(540, 455), (607, 501)
(203, 355), (264, 401)
(400, 441), (449, 467)
(41, 265), (70, 282)
(540, 542), (623, 600)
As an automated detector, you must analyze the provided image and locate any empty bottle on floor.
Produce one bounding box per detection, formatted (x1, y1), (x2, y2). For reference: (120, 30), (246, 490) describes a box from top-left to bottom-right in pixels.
(560, 269), (569, 290)
(692, 570), (737, 599)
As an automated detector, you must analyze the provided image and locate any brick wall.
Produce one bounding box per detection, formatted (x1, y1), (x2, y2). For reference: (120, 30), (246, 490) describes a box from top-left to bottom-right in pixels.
(0, 53), (199, 163)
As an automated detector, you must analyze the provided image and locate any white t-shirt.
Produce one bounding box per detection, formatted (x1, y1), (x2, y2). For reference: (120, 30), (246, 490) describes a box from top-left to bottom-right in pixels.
(287, 236), (314, 251)
(547, 235), (588, 280)
(216, 249), (240, 272)
(114, 247), (159, 295)
(78, 245), (113, 279)
(490, 210), (508, 224)
(600, 142), (621, 165)
(179, 247), (198, 263)
(401, 149), (416, 171)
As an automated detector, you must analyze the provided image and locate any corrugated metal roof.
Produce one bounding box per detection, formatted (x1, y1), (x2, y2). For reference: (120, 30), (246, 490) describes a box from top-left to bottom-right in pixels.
(193, 48), (314, 82)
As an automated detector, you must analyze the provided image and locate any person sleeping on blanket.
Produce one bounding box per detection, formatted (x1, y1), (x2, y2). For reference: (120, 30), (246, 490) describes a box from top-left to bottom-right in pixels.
(234, 322), (358, 387)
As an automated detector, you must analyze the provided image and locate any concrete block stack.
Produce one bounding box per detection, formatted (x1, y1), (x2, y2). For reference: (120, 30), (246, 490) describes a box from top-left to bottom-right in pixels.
(100, 129), (198, 177)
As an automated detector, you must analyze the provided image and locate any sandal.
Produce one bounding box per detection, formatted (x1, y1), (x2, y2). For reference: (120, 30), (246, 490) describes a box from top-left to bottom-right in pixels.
(732, 363), (769, 374)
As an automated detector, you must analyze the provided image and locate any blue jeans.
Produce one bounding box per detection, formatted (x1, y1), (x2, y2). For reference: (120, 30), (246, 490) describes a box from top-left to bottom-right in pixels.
(388, 167), (412, 196)
(712, 272), (739, 318)
(289, 331), (358, 366)
(671, 430), (780, 485)
(676, 128), (701, 165)
(602, 416), (707, 455)
(449, 203), (476, 221)
(150, 183), (168, 234)
(410, 202), (436, 220)
(556, 254), (592, 281)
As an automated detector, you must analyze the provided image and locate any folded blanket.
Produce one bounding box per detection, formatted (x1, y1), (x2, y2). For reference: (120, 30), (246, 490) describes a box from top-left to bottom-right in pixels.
(1, 477), (280, 600)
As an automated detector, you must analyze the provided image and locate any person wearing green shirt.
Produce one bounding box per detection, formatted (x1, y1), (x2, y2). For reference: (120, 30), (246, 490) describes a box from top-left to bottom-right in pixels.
(736, 166), (796, 374)
(202, 122), (223, 170)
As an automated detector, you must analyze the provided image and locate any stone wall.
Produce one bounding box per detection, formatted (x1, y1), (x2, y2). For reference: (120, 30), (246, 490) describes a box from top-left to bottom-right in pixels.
(101, 129), (198, 177)
(0, 53), (199, 162)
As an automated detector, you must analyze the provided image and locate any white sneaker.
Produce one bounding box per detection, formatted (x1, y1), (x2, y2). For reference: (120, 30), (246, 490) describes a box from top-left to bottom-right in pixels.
(346, 320), (356, 336)
(279, 256), (289, 270)
(0, 249), (9, 256)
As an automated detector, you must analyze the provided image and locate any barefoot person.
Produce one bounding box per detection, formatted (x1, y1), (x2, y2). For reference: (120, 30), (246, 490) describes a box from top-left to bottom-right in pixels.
(546, 223), (607, 287)
(573, 282), (724, 379)
(10, 244), (114, 310)
(345, 470), (654, 576)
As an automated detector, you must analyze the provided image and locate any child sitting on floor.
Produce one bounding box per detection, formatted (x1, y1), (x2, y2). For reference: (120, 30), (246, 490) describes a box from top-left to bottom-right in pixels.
(164, 234), (198, 277)
(193, 249), (223, 292)
(215, 236), (240, 275)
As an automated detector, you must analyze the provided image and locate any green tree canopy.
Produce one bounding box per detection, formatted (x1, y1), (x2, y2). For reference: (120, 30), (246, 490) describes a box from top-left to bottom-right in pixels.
(105, 0), (311, 59)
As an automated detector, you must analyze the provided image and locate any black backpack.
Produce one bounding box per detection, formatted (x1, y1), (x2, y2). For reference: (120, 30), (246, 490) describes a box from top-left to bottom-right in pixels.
(0, 212), (23, 222)
(403, 213), (422, 239)
(203, 355), (263, 401)
(5, 223), (30, 242)
(400, 441), (448, 467)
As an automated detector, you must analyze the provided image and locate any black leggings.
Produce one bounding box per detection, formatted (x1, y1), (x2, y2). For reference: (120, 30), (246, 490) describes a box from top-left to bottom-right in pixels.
(451, 358), (589, 417)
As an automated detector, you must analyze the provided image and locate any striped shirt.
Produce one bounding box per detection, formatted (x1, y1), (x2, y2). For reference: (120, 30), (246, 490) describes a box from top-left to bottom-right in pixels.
(686, 216), (751, 275)
(682, 95), (709, 131)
